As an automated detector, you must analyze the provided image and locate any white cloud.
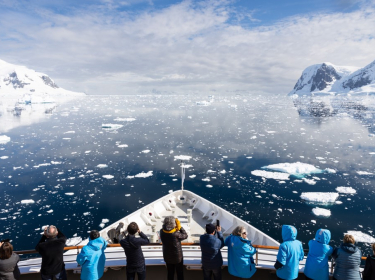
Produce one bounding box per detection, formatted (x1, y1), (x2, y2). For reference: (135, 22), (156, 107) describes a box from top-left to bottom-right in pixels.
(0, 0), (375, 95)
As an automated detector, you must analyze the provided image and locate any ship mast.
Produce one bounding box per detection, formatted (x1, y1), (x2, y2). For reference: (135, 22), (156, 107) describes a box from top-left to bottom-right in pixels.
(181, 160), (185, 190)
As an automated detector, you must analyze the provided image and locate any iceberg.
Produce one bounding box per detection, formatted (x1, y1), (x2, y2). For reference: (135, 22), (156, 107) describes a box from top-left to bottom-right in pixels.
(0, 135), (10, 144)
(251, 170), (290, 180)
(262, 162), (322, 177)
(300, 192), (339, 203)
(312, 207), (331, 217)
(336, 187), (356, 194)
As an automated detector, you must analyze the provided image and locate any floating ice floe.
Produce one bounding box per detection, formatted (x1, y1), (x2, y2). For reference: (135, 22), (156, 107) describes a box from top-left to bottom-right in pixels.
(251, 170), (290, 180)
(300, 192), (339, 203)
(102, 175), (114, 179)
(312, 207), (331, 217)
(336, 187), (357, 194)
(134, 171), (153, 178)
(141, 150), (150, 153)
(206, 185), (213, 188)
(0, 135), (10, 144)
(325, 168), (336, 173)
(262, 162), (322, 178)
(345, 231), (375, 243)
(0, 156), (8, 159)
(356, 171), (373, 175)
(181, 164), (193, 168)
(97, 164), (108, 168)
(101, 123), (123, 130)
(189, 175), (196, 178)
(125, 194), (131, 197)
(21, 199), (35, 204)
(65, 193), (74, 196)
(303, 178), (316, 185)
(174, 155), (192, 161)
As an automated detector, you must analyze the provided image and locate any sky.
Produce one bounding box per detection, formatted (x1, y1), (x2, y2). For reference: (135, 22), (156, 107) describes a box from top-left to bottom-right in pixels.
(0, 0), (375, 95)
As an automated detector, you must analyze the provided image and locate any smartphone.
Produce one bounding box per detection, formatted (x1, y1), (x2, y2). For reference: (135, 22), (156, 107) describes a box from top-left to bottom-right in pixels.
(216, 219), (220, 227)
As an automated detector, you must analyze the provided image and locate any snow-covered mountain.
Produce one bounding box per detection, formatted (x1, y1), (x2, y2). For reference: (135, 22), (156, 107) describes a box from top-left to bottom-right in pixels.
(288, 60), (375, 96)
(0, 59), (85, 101)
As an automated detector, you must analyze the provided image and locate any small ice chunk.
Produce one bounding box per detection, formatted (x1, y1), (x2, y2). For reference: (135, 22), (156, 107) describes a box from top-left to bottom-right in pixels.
(102, 124), (123, 130)
(101, 219), (109, 223)
(65, 193), (74, 196)
(206, 185), (213, 188)
(312, 207), (331, 217)
(134, 171), (153, 178)
(125, 194), (131, 197)
(97, 164), (108, 168)
(0, 156), (9, 159)
(189, 175), (196, 178)
(21, 199), (35, 204)
(141, 150), (150, 153)
(117, 144), (128, 148)
(300, 192), (339, 203)
(336, 187), (356, 194)
(46, 210), (54, 213)
(102, 175), (114, 179)
(174, 155), (192, 160)
(356, 171), (373, 175)
(325, 168), (336, 173)
(303, 178), (316, 185)
(311, 220), (316, 224)
(114, 117), (136, 122)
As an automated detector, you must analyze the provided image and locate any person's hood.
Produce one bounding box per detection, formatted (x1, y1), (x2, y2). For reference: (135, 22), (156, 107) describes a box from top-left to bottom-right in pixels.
(88, 237), (106, 251)
(282, 225), (297, 242)
(315, 229), (331, 244)
(341, 242), (359, 254)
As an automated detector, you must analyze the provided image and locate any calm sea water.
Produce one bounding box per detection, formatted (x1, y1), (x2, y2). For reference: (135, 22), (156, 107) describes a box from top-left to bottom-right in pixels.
(1, 94), (375, 254)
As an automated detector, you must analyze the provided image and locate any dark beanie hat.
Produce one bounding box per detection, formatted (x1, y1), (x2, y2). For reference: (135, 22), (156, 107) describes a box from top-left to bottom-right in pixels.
(206, 223), (216, 234)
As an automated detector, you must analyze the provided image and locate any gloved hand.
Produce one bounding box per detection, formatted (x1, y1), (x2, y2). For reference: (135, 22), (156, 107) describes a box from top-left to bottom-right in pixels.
(175, 218), (181, 231)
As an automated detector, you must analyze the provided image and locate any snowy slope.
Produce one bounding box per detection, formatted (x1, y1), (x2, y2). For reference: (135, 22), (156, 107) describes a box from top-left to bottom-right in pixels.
(0, 59), (85, 101)
(289, 60), (375, 96)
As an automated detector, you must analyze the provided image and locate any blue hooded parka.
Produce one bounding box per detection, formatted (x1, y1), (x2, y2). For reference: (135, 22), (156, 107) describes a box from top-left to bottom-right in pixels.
(304, 229), (333, 280)
(76, 236), (108, 280)
(224, 234), (257, 278)
(276, 225), (304, 280)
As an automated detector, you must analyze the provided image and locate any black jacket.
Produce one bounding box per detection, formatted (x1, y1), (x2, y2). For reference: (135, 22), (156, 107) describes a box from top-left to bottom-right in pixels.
(35, 228), (67, 275)
(120, 232), (149, 269)
(0, 252), (20, 280)
(160, 226), (188, 264)
(363, 255), (375, 280)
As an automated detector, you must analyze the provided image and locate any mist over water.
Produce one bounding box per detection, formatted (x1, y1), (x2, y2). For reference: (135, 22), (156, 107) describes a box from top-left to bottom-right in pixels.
(1, 94), (375, 254)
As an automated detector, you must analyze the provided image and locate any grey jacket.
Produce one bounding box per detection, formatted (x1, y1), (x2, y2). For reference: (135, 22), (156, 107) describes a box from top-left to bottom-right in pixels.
(332, 243), (362, 280)
(0, 253), (20, 280)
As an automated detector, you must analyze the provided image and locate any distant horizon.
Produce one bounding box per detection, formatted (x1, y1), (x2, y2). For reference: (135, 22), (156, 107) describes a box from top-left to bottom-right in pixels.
(1, 0), (375, 95)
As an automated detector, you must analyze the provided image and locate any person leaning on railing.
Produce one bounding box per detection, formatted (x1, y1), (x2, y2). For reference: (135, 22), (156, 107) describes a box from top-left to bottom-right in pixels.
(304, 229), (333, 280)
(120, 222), (150, 280)
(331, 234), (362, 280)
(0, 239), (20, 280)
(200, 223), (224, 280)
(363, 243), (375, 280)
(35, 225), (67, 280)
(160, 216), (188, 280)
(224, 226), (257, 279)
(76, 230), (107, 280)
(274, 225), (304, 280)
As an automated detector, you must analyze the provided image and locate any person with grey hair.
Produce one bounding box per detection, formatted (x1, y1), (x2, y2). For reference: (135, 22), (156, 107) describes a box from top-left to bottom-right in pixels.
(160, 216), (188, 280)
(35, 225), (67, 280)
(224, 225), (257, 279)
